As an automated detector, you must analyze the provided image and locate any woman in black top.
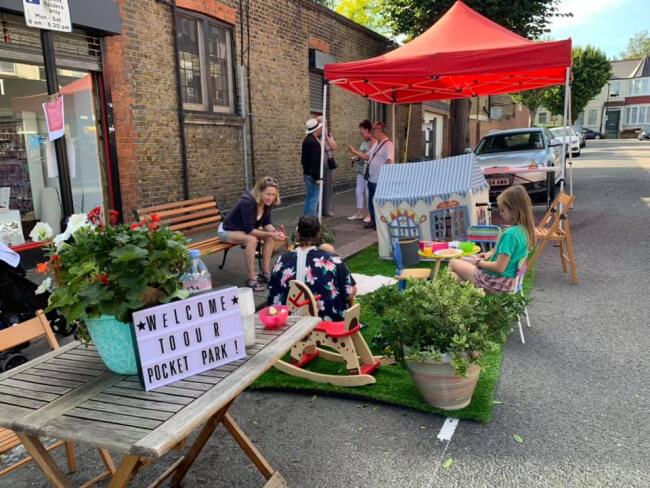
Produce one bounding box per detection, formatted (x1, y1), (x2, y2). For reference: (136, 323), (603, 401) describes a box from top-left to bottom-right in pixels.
(218, 177), (286, 291)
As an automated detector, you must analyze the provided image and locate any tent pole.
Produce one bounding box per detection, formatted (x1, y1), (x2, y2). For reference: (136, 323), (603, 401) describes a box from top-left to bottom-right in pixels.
(392, 102), (396, 161)
(560, 67), (569, 197)
(567, 79), (574, 196)
(318, 82), (328, 221)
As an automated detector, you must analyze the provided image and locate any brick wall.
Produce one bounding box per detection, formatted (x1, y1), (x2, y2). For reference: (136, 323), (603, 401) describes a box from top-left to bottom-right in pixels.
(106, 0), (424, 213)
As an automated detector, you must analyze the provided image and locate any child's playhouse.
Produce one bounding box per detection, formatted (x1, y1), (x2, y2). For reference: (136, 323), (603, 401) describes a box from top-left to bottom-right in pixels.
(373, 154), (491, 259)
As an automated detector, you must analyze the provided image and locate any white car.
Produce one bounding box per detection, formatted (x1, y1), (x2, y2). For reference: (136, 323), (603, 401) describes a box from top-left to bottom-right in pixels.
(549, 127), (581, 157)
(474, 127), (562, 199)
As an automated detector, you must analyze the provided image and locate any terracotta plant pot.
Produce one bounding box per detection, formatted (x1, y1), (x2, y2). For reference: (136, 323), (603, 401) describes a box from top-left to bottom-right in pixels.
(405, 357), (480, 410)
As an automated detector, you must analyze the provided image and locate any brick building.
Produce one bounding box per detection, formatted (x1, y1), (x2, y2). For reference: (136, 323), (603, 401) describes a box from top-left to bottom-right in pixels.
(0, 0), (424, 246)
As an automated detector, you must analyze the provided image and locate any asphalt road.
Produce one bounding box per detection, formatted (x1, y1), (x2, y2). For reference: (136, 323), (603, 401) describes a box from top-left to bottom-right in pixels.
(4, 139), (649, 487)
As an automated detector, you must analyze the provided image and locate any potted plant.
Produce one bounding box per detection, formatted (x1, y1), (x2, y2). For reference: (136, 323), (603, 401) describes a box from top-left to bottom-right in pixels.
(35, 208), (190, 374)
(364, 271), (526, 410)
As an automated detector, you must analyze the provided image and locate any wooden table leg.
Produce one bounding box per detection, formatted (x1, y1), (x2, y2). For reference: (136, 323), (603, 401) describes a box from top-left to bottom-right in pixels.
(432, 260), (442, 281)
(222, 412), (274, 480)
(14, 433), (73, 488)
(107, 454), (142, 488)
(170, 400), (234, 487)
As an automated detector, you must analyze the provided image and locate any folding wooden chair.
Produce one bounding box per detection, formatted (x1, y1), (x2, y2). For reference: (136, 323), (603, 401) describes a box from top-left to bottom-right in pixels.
(528, 191), (578, 285)
(0, 311), (115, 485)
(273, 280), (381, 387)
(392, 239), (431, 291)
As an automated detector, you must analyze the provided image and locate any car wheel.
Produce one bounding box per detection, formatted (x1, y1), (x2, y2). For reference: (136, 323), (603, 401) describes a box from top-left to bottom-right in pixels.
(595, 135), (601, 139)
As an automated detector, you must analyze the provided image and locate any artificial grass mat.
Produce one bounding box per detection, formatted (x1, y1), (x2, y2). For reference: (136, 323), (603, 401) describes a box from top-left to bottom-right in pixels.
(250, 245), (536, 423)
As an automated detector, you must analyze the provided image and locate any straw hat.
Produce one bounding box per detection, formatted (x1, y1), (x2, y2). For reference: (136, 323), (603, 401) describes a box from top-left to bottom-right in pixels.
(305, 118), (322, 134)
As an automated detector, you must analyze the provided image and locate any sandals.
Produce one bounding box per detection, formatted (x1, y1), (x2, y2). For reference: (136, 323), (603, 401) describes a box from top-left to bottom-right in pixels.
(257, 271), (272, 283)
(244, 278), (265, 292)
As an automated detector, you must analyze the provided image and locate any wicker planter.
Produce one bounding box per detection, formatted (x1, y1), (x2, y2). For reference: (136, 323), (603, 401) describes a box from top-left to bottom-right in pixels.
(405, 355), (480, 410)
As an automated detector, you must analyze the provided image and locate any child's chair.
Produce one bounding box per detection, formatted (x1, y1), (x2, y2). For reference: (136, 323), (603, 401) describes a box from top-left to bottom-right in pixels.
(0, 311), (115, 483)
(273, 280), (381, 387)
(511, 258), (531, 344)
(391, 239), (431, 291)
(467, 225), (501, 252)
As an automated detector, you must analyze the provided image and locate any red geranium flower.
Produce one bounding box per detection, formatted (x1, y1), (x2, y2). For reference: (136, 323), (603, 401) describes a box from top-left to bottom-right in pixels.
(101, 274), (109, 285)
(36, 262), (49, 274)
(50, 254), (60, 262)
(130, 223), (139, 230)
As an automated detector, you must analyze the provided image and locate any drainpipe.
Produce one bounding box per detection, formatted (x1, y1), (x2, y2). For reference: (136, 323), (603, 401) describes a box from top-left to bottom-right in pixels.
(157, 0), (190, 199)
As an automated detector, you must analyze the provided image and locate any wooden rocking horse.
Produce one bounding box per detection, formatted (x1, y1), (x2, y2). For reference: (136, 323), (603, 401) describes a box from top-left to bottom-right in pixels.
(273, 280), (381, 387)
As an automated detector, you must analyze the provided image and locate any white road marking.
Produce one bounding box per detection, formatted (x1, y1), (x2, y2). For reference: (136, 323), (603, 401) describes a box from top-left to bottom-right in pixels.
(437, 417), (459, 441)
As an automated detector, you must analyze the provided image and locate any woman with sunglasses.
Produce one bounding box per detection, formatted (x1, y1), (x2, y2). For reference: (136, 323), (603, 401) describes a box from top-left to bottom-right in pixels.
(218, 176), (286, 291)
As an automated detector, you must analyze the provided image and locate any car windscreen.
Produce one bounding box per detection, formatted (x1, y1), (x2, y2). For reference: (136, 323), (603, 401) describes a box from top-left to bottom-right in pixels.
(475, 132), (544, 154)
(550, 128), (576, 137)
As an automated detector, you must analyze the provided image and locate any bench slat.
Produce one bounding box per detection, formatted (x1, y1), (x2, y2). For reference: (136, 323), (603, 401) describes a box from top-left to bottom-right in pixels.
(163, 209), (221, 226)
(156, 202), (218, 220)
(169, 215), (223, 232)
(136, 196), (216, 215)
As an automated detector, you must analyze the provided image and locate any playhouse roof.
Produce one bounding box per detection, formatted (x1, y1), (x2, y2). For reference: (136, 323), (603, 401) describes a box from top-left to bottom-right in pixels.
(374, 154), (489, 206)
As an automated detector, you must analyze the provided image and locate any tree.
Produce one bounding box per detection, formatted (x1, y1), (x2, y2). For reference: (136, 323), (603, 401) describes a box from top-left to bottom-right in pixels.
(383, 0), (570, 155)
(619, 30), (650, 60)
(511, 88), (547, 127)
(334, 0), (392, 37)
(541, 46), (611, 124)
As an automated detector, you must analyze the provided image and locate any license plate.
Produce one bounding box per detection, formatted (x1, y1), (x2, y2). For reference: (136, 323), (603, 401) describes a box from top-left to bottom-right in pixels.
(488, 177), (510, 186)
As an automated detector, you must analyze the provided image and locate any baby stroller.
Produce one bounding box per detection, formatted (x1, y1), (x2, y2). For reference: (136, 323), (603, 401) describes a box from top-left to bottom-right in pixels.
(0, 260), (73, 372)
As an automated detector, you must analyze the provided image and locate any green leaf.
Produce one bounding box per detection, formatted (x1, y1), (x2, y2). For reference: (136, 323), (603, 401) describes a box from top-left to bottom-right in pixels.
(110, 244), (149, 263)
(492, 400), (504, 405)
(513, 434), (524, 444)
(442, 458), (453, 469)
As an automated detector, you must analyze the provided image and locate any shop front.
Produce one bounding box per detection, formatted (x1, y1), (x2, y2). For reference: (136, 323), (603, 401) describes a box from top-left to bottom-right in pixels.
(0, 1), (120, 249)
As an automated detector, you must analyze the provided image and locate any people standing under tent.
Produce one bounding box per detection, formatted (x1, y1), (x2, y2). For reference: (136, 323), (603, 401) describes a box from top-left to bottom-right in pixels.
(362, 121), (394, 230)
(448, 185), (535, 294)
(347, 119), (375, 223)
(316, 115), (338, 217)
(218, 176), (286, 292)
(301, 118), (323, 216)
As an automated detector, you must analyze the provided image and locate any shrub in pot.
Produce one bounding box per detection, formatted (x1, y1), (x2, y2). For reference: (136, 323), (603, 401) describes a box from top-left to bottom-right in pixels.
(364, 271), (527, 409)
(35, 208), (190, 374)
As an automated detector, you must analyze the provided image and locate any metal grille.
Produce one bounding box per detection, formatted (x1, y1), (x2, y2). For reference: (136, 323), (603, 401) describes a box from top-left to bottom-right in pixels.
(0, 13), (100, 59)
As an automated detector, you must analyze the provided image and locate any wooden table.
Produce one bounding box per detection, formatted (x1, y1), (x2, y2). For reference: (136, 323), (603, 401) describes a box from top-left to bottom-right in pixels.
(0, 314), (320, 488)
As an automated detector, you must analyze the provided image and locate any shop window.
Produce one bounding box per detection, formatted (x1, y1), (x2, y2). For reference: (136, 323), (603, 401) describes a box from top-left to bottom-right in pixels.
(177, 12), (234, 114)
(0, 62), (106, 245)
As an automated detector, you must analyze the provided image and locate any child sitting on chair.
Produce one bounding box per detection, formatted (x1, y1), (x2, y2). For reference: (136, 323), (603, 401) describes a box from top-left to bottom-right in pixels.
(267, 215), (356, 321)
(449, 185), (535, 293)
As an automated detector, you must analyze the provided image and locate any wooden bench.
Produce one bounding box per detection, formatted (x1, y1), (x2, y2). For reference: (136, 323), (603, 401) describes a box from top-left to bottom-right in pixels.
(134, 196), (238, 270)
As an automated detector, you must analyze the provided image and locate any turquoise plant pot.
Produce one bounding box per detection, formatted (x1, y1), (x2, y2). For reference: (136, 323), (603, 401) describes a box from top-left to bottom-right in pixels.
(86, 315), (139, 375)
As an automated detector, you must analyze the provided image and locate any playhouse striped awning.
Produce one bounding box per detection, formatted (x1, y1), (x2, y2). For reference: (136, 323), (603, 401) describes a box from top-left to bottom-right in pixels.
(374, 154), (489, 207)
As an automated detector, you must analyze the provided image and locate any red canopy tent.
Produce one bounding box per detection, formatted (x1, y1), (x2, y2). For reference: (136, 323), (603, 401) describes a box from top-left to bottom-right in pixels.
(313, 1), (574, 218)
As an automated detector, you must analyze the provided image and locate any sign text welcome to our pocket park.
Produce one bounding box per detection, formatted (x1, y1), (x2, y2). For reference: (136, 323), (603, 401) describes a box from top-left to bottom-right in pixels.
(23, 0), (72, 33)
(132, 286), (245, 391)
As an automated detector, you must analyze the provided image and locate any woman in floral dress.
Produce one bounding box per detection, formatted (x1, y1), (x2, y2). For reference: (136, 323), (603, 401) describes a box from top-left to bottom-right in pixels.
(266, 215), (356, 322)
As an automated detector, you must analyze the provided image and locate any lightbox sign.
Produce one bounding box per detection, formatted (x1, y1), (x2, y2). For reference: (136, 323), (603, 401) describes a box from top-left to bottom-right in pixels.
(23, 0), (72, 33)
(132, 286), (246, 391)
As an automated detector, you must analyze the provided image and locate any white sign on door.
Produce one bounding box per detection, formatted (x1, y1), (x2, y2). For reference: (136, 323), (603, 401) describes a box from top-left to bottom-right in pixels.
(23, 0), (72, 33)
(132, 286), (246, 391)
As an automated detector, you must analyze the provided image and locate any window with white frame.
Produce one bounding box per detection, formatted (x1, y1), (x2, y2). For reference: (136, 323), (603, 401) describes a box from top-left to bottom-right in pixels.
(628, 78), (650, 96)
(609, 81), (620, 97)
(587, 109), (598, 126)
(0, 61), (15, 75)
(624, 105), (650, 125)
(538, 111), (547, 124)
(177, 12), (234, 114)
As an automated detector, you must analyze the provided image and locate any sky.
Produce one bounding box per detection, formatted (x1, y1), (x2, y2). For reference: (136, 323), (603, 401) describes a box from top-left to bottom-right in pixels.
(548, 0), (648, 58)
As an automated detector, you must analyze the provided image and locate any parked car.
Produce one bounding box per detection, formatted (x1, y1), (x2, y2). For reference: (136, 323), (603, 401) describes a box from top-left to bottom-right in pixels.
(549, 127), (581, 157)
(582, 128), (605, 140)
(575, 127), (586, 147)
(638, 126), (650, 140)
(473, 128), (562, 199)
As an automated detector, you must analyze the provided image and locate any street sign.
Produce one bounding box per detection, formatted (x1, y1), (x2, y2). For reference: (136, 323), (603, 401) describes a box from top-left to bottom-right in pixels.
(23, 0), (72, 33)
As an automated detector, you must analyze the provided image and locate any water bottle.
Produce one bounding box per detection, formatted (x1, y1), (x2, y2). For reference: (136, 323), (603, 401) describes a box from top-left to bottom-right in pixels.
(182, 250), (212, 293)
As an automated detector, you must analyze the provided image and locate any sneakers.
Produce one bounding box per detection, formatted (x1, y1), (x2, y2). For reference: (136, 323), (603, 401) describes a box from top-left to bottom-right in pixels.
(347, 214), (363, 220)
(363, 216), (371, 223)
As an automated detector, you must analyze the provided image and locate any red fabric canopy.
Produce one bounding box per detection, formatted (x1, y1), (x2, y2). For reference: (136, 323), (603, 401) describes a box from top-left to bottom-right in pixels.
(324, 1), (572, 104)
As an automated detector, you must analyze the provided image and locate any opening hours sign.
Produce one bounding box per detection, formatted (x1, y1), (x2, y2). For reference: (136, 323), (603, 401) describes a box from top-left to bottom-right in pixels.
(132, 286), (246, 391)
(23, 0), (72, 33)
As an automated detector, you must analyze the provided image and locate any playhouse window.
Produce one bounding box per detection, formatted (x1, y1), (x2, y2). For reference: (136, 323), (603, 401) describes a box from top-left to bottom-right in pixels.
(388, 215), (421, 240)
(430, 207), (468, 241)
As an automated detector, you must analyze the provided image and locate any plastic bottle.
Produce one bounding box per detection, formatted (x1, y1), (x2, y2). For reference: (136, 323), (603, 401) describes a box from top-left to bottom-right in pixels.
(182, 250), (212, 293)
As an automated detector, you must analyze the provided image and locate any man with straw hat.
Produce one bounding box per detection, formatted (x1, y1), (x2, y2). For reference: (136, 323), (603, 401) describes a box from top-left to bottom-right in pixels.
(301, 117), (323, 216)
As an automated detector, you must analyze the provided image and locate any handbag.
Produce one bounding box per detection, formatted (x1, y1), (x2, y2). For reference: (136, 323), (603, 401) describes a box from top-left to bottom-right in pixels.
(327, 156), (338, 170)
(364, 140), (388, 181)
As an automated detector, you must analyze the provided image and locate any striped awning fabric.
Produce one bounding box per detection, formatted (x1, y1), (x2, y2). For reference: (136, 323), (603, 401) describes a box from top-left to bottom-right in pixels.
(374, 154), (489, 206)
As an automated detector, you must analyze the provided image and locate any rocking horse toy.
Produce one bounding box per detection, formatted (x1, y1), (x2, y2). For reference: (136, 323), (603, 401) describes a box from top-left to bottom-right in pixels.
(273, 280), (381, 387)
